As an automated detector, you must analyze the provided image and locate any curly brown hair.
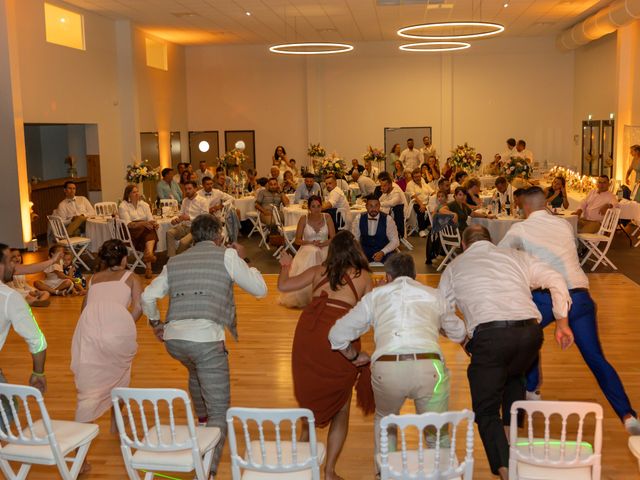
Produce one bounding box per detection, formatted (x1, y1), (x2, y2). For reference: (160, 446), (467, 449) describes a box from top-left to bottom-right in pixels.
(322, 230), (370, 291)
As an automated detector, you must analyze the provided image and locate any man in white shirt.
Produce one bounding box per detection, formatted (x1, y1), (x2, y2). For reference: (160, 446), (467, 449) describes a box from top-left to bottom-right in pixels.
(199, 177), (234, 217)
(363, 160), (379, 181)
(351, 170), (376, 198)
(439, 225), (573, 480)
(378, 173), (407, 238)
(573, 175), (618, 233)
(56, 181), (96, 235)
(351, 196), (399, 263)
(501, 138), (517, 165)
(329, 253), (466, 457)
(514, 139), (534, 164)
(399, 138), (423, 172)
(406, 168), (433, 237)
(0, 242), (48, 431)
(294, 173), (321, 204)
(420, 136), (437, 166)
(166, 181), (210, 257)
(499, 186), (640, 435)
(492, 176), (514, 214)
(269, 166), (284, 184)
(142, 215), (267, 478)
(195, 160), (214, 186)
(322, 175), (350, 229)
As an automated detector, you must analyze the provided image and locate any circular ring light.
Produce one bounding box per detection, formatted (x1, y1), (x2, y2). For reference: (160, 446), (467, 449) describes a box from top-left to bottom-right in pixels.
(397, 21), (504, 40)
(400, 41), (471, 52)
(269, 42), (354, 55)
(198, 141), (210, 153)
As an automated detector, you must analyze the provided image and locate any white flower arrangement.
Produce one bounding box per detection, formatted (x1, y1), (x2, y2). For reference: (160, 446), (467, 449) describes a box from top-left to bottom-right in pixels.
(125, 160), (160, 183)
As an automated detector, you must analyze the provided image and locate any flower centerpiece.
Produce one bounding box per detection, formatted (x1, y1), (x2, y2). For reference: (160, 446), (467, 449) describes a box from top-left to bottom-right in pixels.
(125, 159), (160, 183)
(450, 143), (481, 172)
(317, 153), (346, 179)
(362, 146), (386, 168)
(219, 149), (248, 171)
(502, 157), (533, 182)
(307, 143), (326, 159)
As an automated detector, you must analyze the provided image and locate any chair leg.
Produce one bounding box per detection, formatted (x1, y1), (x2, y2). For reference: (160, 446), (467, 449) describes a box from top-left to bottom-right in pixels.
(401, 238), (414, 251)
(62, 441), (92, 480)
(198, 448), (214, 480)
(0, 459), (31, 480)
(72, 244), (92, 271)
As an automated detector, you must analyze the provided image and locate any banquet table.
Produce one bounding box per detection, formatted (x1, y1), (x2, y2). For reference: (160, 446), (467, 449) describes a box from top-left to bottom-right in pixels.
(235, 196), (257, 221)
(282, 203), (366, 229)
(86, 216), (173, 252)
(470, 211), (578, 244)
(619, 199), (640, 222)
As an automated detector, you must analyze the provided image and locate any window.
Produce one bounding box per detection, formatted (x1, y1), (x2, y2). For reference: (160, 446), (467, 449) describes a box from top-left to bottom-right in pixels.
(44, 3), (85, 51)
(145, 37), (168, 71)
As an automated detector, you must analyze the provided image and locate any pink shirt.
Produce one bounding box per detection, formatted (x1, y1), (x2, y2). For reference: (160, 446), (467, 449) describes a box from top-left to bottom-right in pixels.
(580, 189), (617, 222)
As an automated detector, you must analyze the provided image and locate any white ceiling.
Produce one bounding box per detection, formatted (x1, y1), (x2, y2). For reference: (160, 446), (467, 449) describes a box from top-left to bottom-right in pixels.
(62, 0), (613, 45)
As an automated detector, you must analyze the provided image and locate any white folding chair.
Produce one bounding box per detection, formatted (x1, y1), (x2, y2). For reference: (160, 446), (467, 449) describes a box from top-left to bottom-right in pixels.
(227, 407), (325, 480)
(246, 211), (270, 250)
(109, 219), (145, 271)
(437, 225), (461, 272)
(377, 409), (475, 480)
(404, 199), (418, 242)
(47, 215), (93, 271)
(336, 208), (349, 231)
(271, 206), (297, 258)
(0, 383), (99, 480)
(111, 387), (221, 480)
(94, 201), (118, 217)
(509, 400), (603, 480)
(578, 208), (620, 271)
(628, 436), (640, 472)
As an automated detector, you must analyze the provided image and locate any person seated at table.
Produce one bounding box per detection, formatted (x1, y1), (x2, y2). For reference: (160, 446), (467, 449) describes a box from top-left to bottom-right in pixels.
(214, 168), (235, 193)
(450, 170), (469, 191)
(279, 195), (336, 308)
(8, 249), (51, 307)
(493, 176), (513, 213)
(428, 177), (453, 211)
(363, 160), (379, 180)
(156, 167), (183, 204)
(445, 187), (492, 232)
(56, 181), (96, 236)
(255, 177), (268, 193)
(545, 176), (569, 210)
(484, 154), (502, 175)
(288, 158), (300, 179)
(464, 178), (483, 210)
(349, 158), (365, 177)
(178, 169), (193, 199)
(321, 175), (349, 229)
(171, 162), (187, 185)
(512, 188), (527, 219)
(392, 160), (405, 185)
(424, 155), (441, 183)
(119, 184), (159, 278)
(351, 170), (376, 198)
(34, 246), (82, 296)
(572, 175), (618, 233)
(294, 173), (321, 204)
(245, 168), (259, 193)
(166, 181), (210, 257)
(199, 177), (234, 213)
(379, 173), (407, 237)
(281, 170), (298, 194)
(195, 160), (214, 186)
(255, 177), (290, 227)
(406, 168), (433, 237)
(270, 165), (283, 184)
(399, 169), (412, 192)
(351, 195), (399, 264)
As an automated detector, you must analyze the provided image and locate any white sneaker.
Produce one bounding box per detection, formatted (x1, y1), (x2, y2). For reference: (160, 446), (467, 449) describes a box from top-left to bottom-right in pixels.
(419, 229), (427, 238)
(625, 416), (640, 435)
(526, 390), (542, 401)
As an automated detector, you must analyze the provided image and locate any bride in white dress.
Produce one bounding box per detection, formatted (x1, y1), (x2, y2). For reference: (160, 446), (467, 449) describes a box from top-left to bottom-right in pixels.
(279, 195), (336, 308)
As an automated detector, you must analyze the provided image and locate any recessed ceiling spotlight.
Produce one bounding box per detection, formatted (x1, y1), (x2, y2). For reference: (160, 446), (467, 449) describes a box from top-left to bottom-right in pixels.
(245, 11), (251, 16)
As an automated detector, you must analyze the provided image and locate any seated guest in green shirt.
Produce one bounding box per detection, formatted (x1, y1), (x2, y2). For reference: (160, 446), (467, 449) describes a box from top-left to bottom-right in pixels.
(443, 187), (491, 231)
(156, 167), (183, 203)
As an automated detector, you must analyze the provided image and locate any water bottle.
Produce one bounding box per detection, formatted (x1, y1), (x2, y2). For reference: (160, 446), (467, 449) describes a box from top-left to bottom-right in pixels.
(505, 196), (511, 216)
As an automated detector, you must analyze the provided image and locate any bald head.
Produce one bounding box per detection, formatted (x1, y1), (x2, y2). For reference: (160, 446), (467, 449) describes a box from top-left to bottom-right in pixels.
(462, 224), (492, 249)
(521, 186), (546, 217)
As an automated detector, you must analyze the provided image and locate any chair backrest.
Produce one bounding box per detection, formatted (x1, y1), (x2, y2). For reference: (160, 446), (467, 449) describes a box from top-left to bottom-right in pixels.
(111, 387), (200, 454)
(440, 224), (461, 246)
(631, 182), (639, 201)
(271, 205), (284, 229)
(336, 208), (348, 230)
(0, 383), (57, 449)
(598, 207), (621, 236)
(509, 400), (602, 471)
(47, 215), (69, 242)
(111, 218), (135, 246)
(405, 199), (415, 222)
(227, 407), (321, 479)
(94, 201), (117, 217)
(379, 409), (475, 480)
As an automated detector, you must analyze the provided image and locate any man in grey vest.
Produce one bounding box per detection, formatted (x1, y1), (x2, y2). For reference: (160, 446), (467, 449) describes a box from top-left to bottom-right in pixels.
(142, 214), (267, 478)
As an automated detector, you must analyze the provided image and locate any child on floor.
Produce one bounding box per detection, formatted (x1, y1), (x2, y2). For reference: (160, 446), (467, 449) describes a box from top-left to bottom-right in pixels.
(8, 249), (51, 307)
(63, 251), (87, 289)
(34, 246), (84, 296)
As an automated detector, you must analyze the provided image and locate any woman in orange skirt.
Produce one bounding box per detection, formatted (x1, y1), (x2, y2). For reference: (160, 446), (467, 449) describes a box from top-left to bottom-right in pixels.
(278, 231), (374, 480)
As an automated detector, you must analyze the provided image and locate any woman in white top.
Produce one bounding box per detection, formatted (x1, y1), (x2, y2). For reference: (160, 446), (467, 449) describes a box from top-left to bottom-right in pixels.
(118, 184), (158, 278)
(280, 195), (336, 308)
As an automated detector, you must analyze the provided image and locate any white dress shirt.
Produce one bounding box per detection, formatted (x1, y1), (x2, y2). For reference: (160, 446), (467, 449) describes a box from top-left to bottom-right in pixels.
(351, 212), (400, 255)
(438, 241), (571, 337)
(363, 166), (379, 180)
(118, 200), (153, 224)
(198, 188), (235, 210)
(329, 277), (466, 361)
(579, 189), (618, 222)
(0, 283), (47, 354)
(326, 187), (349, 210)
(406, 180), (433, 204)
(501, 147), (517, 163)
(498, 210), (588, 290)
(493, 185), (514, 209)
(141, 247), (267, 343)
(399, 148), (423, 172)
(179, 194), (210, 226)
(56, 196), (95, 224)
(356, 176), (377, 197)
(379, 183), (407, 209)
(195, 168), (214, 185)
(420, 145), (438, 163)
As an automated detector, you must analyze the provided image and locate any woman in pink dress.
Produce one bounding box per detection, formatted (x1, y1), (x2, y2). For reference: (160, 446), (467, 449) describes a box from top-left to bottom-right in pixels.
(71, 239), (142, 433)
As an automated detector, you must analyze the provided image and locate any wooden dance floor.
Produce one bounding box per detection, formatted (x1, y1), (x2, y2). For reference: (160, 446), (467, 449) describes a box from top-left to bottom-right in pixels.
(1, 273), (639, 479)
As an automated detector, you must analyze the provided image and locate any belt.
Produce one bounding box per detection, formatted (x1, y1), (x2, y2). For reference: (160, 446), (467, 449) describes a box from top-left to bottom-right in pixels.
(533, 288), (588, 294)
(376, 352), (441, 362)
(474, 318), (538, 334)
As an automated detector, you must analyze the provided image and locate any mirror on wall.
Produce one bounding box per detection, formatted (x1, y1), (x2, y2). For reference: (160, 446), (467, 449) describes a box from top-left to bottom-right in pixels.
(581, 120), (601, 176)
(224, 130), (255, 170)
(189, 131), (220, 166)
(140, 132), (159, 168)
(170, 132), (181, 167)
(600, 120), (614, 178)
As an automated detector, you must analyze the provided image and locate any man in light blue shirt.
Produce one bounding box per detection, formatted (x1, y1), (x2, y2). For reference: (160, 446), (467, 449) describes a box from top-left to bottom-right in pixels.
(156, 167), (183, 203)
(294, 172), (321, 204)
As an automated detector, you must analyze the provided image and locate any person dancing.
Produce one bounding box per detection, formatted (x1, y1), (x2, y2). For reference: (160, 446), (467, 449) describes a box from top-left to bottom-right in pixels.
(278, 231), (374, 480)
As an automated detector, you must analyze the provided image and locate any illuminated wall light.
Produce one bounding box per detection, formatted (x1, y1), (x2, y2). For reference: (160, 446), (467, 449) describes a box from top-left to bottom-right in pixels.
(588, 114), (592, 120)
(245, 11), (251, 16)
(609, 113), (615, 119)
(198, 141), (210, 153)
(145, 37), (168, 71)
(503, 3), (509, 7)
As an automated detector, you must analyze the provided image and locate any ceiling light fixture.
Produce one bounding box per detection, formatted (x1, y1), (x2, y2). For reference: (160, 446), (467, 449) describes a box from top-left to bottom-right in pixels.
(245, 11), (251, 16)
(400, 41), (471, 52)
(269, 42), (354, 55)
(503, 2), (509, 7)
(397, 21), (505, 40)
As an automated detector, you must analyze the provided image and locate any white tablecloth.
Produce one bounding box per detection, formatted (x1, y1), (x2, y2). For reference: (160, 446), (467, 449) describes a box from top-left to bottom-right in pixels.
(86, 217), (173, 252)
(479, 176), (497, 189)
(235, 197), (256, 221)
(470, 212), (578, 244)
(619, 199), (640, 221)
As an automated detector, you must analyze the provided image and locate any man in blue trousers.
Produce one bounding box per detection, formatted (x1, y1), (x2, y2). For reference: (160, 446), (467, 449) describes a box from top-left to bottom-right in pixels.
(499, 186), (640, 434)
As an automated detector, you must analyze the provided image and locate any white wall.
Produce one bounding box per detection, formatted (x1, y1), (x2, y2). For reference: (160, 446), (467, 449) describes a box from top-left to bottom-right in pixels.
(185, 37), (574, 176)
